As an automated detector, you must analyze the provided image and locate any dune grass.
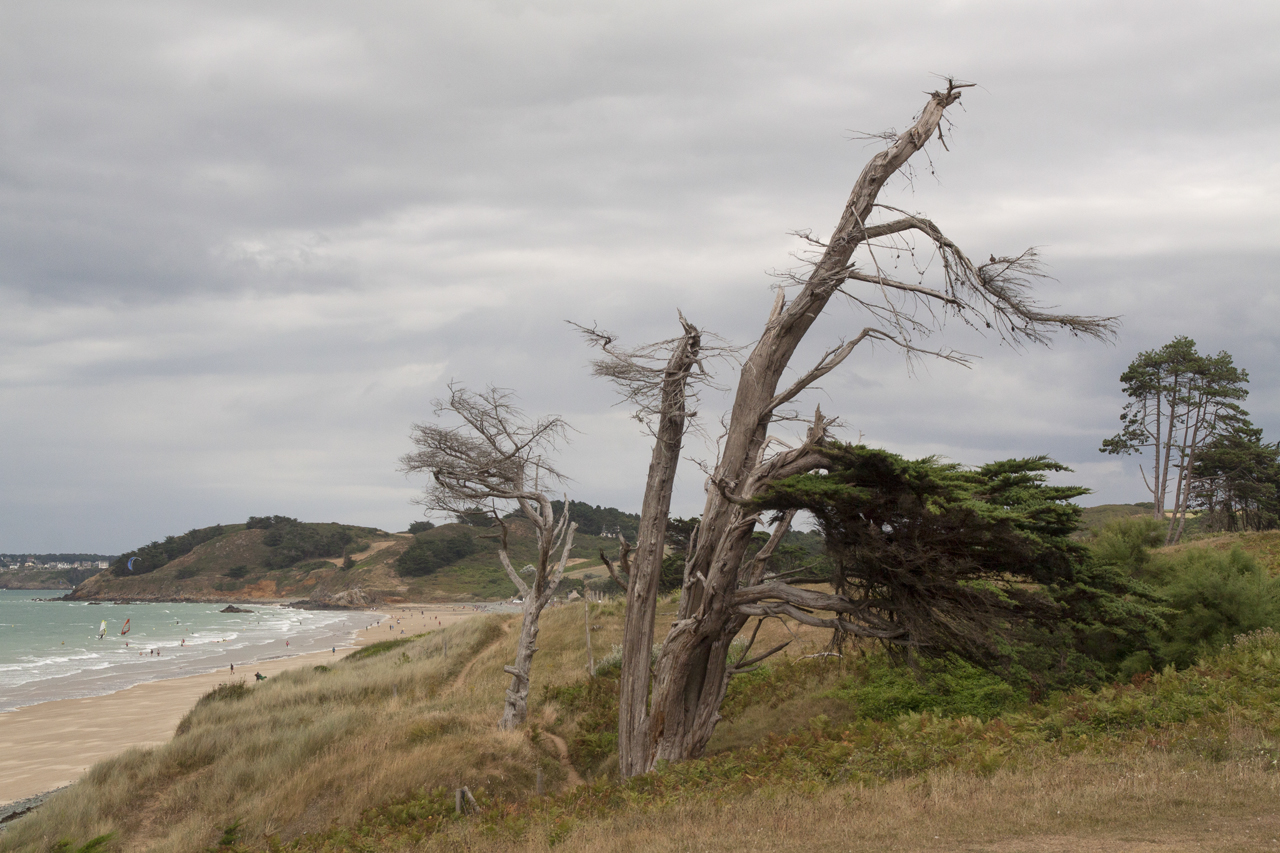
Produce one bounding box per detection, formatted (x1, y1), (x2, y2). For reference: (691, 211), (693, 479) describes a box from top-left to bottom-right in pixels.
(10, 587), (1280, 852)
(0, 613), (539, 851)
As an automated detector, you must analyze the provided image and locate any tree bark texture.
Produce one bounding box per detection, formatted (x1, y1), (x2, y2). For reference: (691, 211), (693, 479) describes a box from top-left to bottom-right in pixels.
(498, 520), (576, 730)
(616, 321), (701, 778)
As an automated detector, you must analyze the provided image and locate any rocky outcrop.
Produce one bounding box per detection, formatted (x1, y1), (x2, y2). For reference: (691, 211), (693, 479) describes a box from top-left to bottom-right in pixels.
(291, 585), (375, 610)
(220, 605), (253, 613)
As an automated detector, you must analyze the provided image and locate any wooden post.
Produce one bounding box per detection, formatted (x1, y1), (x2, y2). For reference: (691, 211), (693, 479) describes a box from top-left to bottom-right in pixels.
(584, 597), (594, 676)
(536, 766), (545, 796)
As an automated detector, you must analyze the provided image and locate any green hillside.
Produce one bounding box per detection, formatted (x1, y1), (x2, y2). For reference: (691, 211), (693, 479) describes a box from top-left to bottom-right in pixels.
(1073, 502), (1152, 537)
(67, 516), (625, 605)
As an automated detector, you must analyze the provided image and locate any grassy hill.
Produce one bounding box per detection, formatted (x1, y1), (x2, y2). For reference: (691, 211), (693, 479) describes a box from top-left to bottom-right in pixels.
(67, 519), (623, 605)
(1159, 529), (1280, 574)
(8, 588), (1280, 852)
(1073, 502), (1153, 538)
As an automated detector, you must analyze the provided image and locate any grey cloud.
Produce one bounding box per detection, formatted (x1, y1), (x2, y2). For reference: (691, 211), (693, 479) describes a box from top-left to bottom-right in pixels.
(2, 0), (1278, 550)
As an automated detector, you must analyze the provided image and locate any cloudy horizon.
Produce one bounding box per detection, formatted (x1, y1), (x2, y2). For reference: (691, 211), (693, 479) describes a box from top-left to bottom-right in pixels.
(3, 1), (1277, 554)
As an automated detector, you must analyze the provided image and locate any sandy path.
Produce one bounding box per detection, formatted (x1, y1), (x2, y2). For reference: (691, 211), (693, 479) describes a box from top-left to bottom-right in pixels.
(318, 537), (400, 567)
(446, 614), (513, 696)
(542, 731), (584, 788)
(0, 603), (484, 807)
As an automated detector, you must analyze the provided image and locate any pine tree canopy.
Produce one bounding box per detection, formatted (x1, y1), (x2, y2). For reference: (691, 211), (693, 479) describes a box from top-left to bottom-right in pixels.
(753, 443), (1163, 686)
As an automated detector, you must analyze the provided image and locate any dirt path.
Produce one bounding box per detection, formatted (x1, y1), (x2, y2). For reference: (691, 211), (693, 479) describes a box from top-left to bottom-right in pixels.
(541, 731), (585, 788)
(446, 616), (513, 696)
(320, 538), (399, 567)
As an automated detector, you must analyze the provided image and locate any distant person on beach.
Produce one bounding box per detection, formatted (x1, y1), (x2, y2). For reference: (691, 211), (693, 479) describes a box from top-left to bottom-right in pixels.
(230, 664), (234, 673)
(255, 672), (265, 681)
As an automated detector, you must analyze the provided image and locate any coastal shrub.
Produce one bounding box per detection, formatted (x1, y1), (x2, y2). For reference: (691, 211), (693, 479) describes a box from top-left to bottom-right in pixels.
(176, 681), (252, 736)
(825, 654), (1026, 721)
(396, 531), (479, 577)
(1152, 545), (1280, 667)
(1088, 520), (1280, 670)
(261, 520), (354, 569)
(407, 520), (435, 534)
(346, 636), (420, 662)
(225, 564), (250, 579)
(245, 515), (296, 530)
(110, 525), (226, 576)
(455, 507), (496, 527)
(46, 834), (113, 853)
(196, 680), (251, 707)
(543, 673), (620, 772)
(1089, 516), (1165, 578)
(175, 565), (200, 580)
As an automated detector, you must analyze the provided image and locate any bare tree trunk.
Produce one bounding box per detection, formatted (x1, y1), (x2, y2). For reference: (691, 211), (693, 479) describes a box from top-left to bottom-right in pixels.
(1158, 374), (1183, 520)
(1166, 388), (1208, 546)
(500, 596), (542, 729)
(642, 87), (970, 769)
(616, 320), (701, 777)
(1157, 394), (1167, 517)
(499, 522), (577, 730)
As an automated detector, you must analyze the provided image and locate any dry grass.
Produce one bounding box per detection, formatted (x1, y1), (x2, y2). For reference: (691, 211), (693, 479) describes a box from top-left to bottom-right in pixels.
(416, 753), (1280, 852)
(10, 597), (1280, 852)
(1, 611), (551, 851)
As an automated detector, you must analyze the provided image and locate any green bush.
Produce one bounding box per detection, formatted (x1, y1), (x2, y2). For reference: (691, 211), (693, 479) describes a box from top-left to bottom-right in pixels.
(225, 564), (250, 579)
(396, 531), (479, 577)
(825, 655), (1026, 721)
(345, 636), (419, 661)
(1089, 516), (1164, 577)
(261, 520), (354, 569)
(1152, 545), (1280, 667)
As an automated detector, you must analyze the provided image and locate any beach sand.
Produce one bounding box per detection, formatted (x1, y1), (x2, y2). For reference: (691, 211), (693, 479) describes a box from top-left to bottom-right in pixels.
(0, 603), (485, 807)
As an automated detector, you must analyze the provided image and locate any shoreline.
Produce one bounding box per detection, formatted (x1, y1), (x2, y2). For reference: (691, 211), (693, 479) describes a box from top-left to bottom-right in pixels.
(0, 603), (487, 808)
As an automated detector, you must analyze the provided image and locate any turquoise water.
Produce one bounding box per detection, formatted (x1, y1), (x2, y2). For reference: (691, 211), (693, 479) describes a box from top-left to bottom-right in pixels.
(0, 590), (379, 712)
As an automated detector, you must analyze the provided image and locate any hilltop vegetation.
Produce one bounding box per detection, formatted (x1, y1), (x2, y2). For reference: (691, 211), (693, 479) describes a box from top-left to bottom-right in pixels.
(67, 513), (632, 605)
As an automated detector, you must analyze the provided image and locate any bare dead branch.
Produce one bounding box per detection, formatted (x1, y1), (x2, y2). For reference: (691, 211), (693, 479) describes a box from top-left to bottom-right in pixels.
(599, 533), (633, 592)
(841, 269), (962, 306)
(746, 509), (798, 587)
(729, 640), (792, 674)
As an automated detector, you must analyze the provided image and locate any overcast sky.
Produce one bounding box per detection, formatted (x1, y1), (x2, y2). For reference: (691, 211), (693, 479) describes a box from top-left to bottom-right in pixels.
(2, 1), (1277, 554)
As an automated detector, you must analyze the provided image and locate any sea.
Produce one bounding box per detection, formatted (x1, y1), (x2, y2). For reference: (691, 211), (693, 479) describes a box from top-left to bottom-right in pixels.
(0, 590), (380, 713)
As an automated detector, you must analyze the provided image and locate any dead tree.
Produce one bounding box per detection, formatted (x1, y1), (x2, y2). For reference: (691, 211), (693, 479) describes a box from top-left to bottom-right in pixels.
(399, 385), (577, 730)
(579, 314), (708, 777)
(592, 80), (1118, 775)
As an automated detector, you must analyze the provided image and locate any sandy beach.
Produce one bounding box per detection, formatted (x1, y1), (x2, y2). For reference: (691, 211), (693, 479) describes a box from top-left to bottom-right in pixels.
(0, 603), (485, 807)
